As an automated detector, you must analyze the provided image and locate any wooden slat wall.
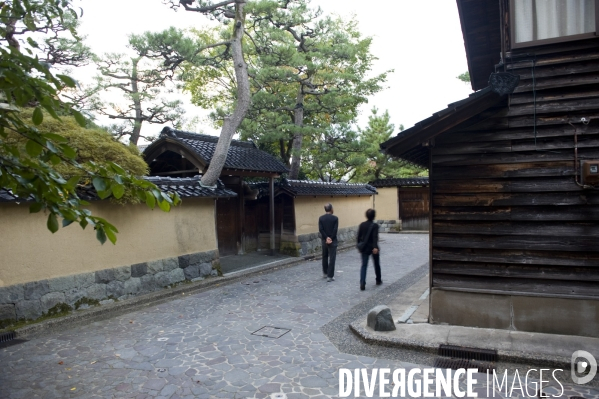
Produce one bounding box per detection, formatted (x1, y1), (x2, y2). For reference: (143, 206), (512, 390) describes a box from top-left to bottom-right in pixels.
(432, 46), (599, 299)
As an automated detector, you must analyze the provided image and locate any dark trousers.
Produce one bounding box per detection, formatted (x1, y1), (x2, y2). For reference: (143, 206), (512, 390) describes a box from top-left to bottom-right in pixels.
(360, 252), (381, 285)
(322, 243), (337, 278)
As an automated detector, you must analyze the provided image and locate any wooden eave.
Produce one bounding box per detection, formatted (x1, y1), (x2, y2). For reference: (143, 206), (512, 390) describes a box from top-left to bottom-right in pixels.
(380, 87), (505, 167)
(456, 0), (502, 91)
(145, 137), (281, 178)
(144, 137), (206, 170)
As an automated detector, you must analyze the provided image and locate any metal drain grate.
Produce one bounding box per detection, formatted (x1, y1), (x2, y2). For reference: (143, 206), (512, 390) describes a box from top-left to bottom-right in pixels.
(0, 331), (27, 349)
(251, 326), (291, 339)
(433, 357), (494, 373)
(438, 344), (498, 362)
(0, 331), (15, 343)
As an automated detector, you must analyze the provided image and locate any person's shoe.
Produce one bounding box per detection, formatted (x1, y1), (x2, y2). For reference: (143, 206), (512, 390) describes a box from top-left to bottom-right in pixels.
(376, 280), (383, 285)
(327, 277), (335, 282)
(360, 284), (365, 291)
(323, 274), (328, 279)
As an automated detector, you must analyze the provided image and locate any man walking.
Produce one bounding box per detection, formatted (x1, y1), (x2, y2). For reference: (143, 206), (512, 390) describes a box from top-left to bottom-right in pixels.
(357, 208), (381, 291)
(318, 203), (338, 282)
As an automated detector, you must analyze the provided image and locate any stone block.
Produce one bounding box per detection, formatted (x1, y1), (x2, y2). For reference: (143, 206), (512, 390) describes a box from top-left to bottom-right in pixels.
(86, 284), (107, 301)
(64, 288), (86, 306)
(141, 275), (157, 292)
(15, 300), (43, 320)
(162, 257), (179, 272)
(367, 305), (396, 332)
(106, 281), (125, 298)
(74, 272), (95, 289)
(40, 292), (66, 312)
(147, 259), (164, 274)
(124, 278), (142, 295)
(114, 266), (131, 282)
(199, 263), (213, 278)
(48, 275), (76, 293)
(189, 251), (215, 265)
(131, 263), (148, 278)
(0, 304), (16, 325)
(95, 269), (115, 284)
(154, 272), (171, 288)
(0, 284), (24, 304)
(178, 254), (190, 269)
(168, 268), (185, 285)
(24, 280), (50, 300)
(184, 264), (201, 280)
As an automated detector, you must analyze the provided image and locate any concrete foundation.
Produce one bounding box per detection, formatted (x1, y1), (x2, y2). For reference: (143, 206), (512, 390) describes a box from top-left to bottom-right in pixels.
(430, 289), (599, 338)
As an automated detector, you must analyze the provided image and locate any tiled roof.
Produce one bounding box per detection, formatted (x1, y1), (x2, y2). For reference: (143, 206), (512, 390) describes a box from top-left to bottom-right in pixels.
(0, 176), (236, 203)
(145, 176), (236, 199)
(369, 178), (429, 188)
(280, 179), (377, 197)
(149, 127), (289, 174)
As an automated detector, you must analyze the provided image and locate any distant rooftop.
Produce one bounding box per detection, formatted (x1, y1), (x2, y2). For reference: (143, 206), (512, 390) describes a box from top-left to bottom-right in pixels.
(369, 178), (429, 188)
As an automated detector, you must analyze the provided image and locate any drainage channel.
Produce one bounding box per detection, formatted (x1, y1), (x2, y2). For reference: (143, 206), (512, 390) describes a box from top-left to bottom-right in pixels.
(0, 330), (27, 349)
(433, 344), (497, 373)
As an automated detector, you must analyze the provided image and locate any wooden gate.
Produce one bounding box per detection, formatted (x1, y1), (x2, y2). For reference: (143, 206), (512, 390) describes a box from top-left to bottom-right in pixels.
(398, 188), (430, 230)
(216, 197), (239, 256)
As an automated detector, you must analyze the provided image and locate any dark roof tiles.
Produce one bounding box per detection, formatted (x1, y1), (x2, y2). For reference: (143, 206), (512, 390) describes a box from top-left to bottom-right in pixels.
(0, 176), (236, 203)
(280, 179), (377, 197)
(155, 127), (289, 174)
(369, 178), (429, 188)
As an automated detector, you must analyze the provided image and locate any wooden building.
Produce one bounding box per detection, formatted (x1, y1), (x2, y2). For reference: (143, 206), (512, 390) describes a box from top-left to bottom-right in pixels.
(370, 178), (430, 231)
(381, 0), (599, 337)
(144, 127), (289, 257)
(249, 179), (378, 256)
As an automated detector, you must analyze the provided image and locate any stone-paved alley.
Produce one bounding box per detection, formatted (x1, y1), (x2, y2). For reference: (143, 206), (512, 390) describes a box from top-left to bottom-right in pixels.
(1, 234), (430, 399)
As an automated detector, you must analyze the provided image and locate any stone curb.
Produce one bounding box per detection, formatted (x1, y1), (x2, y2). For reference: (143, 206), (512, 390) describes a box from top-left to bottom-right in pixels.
(349, 321), (572, 369)
(12, 245), (356, 340)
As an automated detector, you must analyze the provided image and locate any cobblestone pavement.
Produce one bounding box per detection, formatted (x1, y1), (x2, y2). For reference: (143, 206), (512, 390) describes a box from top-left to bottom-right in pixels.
(1, 234), (431, 399)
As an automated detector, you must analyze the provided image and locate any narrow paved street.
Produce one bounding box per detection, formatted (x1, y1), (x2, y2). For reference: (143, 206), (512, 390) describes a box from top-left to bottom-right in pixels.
(1, 234), (429, 399)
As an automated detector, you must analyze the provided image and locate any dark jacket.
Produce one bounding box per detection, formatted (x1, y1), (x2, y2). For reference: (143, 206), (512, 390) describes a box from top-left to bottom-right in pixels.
(357, 220), (379, 254)
(318, 213), (339, 245)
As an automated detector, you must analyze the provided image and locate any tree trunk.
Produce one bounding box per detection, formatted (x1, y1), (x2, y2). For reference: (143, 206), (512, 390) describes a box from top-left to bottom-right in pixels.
(201, 0), (250, 188)
(288, 87), (304, 179)
(129, 57), (142, 146)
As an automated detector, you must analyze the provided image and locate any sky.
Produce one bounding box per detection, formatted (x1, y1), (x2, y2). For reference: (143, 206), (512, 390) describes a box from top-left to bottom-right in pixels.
(77, 0), (473, 138)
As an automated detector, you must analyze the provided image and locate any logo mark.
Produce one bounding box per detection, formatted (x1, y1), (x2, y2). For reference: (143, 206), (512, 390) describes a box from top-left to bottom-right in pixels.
(571, 350), (597, 385)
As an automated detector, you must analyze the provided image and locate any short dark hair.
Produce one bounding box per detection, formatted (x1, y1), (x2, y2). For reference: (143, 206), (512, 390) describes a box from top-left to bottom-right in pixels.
(366, 208), (375, 221)
(324, 203), (333, 212)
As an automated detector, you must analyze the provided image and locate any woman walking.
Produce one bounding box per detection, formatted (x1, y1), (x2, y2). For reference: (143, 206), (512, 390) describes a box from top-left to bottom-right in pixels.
(356, 208), (382, 291)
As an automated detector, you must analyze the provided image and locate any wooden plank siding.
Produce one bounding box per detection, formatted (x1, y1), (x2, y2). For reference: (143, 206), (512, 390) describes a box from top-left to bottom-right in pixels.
(431, 46), (599, 300)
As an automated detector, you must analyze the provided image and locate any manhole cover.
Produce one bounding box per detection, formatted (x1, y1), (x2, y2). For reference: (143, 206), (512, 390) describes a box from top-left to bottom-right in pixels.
(251, 326), (291, 339)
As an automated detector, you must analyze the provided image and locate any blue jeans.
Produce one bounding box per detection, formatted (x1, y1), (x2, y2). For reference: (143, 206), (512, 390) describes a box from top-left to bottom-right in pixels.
(360, 251), (381, 285)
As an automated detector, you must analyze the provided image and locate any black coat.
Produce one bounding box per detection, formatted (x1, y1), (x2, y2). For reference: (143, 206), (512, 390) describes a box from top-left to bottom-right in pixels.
(357, 220), (379, 254)
(318, 213), (339, 244)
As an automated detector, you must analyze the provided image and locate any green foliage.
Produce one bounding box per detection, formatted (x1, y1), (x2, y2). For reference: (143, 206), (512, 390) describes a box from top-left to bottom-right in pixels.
(0, 0), (180, 245)
(6, 109), (149, 204)
(457, 71), (471, 83)
(175, 0), (389, 169)
(303, 123), (366, 182)
(88, 32), (186, 145)
(354, 108), (427, 182)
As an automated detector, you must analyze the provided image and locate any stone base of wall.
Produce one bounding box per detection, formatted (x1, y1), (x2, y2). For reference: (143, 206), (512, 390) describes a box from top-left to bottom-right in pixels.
(297, 226), (359, 257)
(430, 289), (599, 338)
(376, 219), (401, 233)
(0, 249), (219, 328)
